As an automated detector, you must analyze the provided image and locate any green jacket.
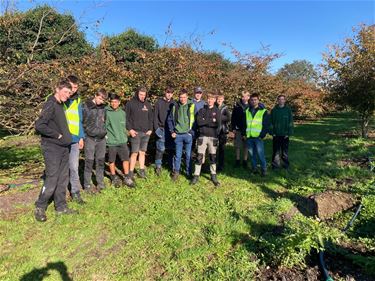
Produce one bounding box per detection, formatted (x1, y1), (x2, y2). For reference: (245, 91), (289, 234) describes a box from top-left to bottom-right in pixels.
(105, 106), (128, 146)
(270, 105), (294, 136)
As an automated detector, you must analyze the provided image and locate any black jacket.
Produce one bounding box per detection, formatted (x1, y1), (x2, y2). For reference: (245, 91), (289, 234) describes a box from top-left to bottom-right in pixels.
(82, 99), (106, 139)
(218, 104), (230, 135)
(153, 97), (173, 130)
(35, 95), (72, 146)
(231, 99), (249, 132)
(125, 94), (153, 132)
(196, 105), (221, 138)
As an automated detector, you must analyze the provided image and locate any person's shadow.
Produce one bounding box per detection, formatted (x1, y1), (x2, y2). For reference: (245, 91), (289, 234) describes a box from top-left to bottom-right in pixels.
(20, 261), (72, 281)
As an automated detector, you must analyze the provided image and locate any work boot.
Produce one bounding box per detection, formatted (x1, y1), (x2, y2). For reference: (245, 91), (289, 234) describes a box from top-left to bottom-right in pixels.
(34, 207), (47, 222)
(242, 160), (248, 169)
(138, 169), (147, 179)
(84, 185), (96, 194)
(123, 176), (135, 188)
(171, 171), (179, 182)
(56, 207), (78, 215)
(190, 175), (199, 185)
(128, 171), (135, 181)
(111, 175), (122, 188)
(155, 166), (162, 177)
(71, 193), (85, 205)
(211, 174), (220, 187)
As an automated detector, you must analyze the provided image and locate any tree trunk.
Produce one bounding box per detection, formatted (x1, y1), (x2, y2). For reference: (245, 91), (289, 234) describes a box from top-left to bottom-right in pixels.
(360, 114), (369, 138)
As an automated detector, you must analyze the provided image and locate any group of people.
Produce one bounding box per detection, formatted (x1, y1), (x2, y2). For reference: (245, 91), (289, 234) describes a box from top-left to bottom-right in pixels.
(33, 76), (294, 222)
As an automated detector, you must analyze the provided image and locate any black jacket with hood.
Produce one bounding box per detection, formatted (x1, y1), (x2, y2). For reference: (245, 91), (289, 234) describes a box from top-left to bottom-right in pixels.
(231, 99), (249, 132)
(125, 93), (153, 132)
(82, 99), (107, 139)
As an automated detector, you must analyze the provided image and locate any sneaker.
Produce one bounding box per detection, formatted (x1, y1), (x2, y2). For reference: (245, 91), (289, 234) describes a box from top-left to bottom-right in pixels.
(34, 207), (47, 222)
(211, 174), (220, 187)
(71, 193), (85, 205)
(56, 207), (78, 215)
(138, 169), (147, 179)
(123, 176), (135, 188)
(84, 185), (97, 194)
(155, 167), (162, 176)
(171, 171), (179, 182)
(190, 175), (199, 185)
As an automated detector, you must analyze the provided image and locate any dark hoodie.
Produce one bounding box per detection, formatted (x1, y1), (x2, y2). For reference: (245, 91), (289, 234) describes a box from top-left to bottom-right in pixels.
(125, 93), (153, 132)
(82, 99), (107, 139)
(35, 95), (72, 147)
(196, 104), (221, 138)
(231, 99), (249, 132)
(153, 97), (173, 130)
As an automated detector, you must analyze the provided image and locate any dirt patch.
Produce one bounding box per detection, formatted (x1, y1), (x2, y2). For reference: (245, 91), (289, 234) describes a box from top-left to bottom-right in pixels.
(338, 157), (371, 169)
(0, 186), (40, 219)
(257, 265), (321, 281)
(310, 190), (358, 220)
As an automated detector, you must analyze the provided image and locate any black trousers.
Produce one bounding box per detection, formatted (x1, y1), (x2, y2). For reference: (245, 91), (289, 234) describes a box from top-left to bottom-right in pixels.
(217, 133), (227, 169)
(35, 142), (70, 211)
(272, 136), (289, 168)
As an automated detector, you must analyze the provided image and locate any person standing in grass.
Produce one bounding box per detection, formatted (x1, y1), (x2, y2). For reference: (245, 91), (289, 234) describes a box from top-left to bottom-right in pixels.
(270, 94), (294, 170)
(244, 93), (270, 177)
(65, 75), (85, 204)
(190, 93), (221, 187)
(153, 86), (174, 176)
(167, 89), (196, 181)
(82, 89), (108, 193)
(216, 94), (230, 172)
(34, 79), (77, 222)
(231, 90), (250, 168)
(106, 93), (135, 188)
(125, 87), (153, 181)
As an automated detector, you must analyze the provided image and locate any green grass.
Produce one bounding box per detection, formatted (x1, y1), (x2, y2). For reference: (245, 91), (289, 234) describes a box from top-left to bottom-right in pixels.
(0, 113), (374, 280)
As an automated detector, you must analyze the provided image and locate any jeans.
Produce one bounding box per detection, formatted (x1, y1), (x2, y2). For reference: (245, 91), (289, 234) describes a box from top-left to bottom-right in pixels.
(272, 136), (289, 168)
(155, 127), (174, 168)
(173, 133), (193, 174)
(35, 142), (70, 211)
(68, 142), (82, 194)
(247, 138), (267, 172)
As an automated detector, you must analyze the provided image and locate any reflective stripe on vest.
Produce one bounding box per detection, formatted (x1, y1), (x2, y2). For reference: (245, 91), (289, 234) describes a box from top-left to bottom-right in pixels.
(189, 104), (195, 129)
(63, 98), (80, 136)
(245, 108), (266, 138)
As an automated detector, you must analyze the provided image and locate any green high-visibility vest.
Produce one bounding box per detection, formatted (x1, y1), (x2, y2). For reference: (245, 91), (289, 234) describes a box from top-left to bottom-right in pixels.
(172, 103), (195, 130)
(245, 108), (266, 138)
(63, 98), (81, 136)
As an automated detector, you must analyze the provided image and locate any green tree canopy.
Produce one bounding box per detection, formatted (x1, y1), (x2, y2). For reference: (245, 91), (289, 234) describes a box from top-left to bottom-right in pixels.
(0, 5), (92, 64)
(277, 59), (318, 84)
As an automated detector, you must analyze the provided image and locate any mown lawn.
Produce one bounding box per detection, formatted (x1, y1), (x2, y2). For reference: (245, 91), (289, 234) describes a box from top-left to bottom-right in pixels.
(0, 113), (374, 281)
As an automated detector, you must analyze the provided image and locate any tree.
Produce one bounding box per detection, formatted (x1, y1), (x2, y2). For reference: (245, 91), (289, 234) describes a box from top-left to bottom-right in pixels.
(323, 24), (375, 138)
(105, 28), (158, 65)
(277, 60), (318, 84)
(0, 5), (92, 64)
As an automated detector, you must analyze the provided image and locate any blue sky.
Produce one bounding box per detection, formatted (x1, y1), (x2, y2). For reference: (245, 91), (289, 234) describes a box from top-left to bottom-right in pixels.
(17, 1), (374, 71)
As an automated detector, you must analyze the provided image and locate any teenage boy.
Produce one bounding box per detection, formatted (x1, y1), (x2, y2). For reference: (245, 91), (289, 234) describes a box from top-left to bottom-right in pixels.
(34, 79), (77, 222)
(82, 89), (108, 193)
(153, 86), (174, 176)
(244, 93), (270, 176)
(216, 94), (230, 172)
(106, 93), (135, 187)
(270, 94), (294, 170)
(65, 75), (85, 202)
(190, 94), (221, 186)
(231, 90), (250, 168)
(125, 87), (153, 180)
(167, 89), (195, 181)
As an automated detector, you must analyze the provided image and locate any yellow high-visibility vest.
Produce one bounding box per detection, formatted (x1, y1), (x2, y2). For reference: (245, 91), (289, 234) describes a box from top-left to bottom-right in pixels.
(246, 108), (266, 138)
(63, 98), (81, 136)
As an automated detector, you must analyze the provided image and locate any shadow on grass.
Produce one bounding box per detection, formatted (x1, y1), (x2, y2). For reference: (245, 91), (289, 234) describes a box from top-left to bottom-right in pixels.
(20, 261), (72, 281)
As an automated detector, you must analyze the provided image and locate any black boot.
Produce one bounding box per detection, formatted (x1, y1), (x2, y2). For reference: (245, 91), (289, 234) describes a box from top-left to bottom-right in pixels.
(111, 175), (122, 188)
(72, 192), (85, 205)
(34, 207), (47, 222)
(190, 175), (199, 185)
(211, 174), (220, 187)
(171, 171), (179, 182)
(155, 166), (162, 176)
(138, 169), (147, 179)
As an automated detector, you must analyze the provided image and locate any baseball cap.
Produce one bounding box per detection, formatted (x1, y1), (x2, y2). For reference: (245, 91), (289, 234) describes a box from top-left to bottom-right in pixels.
(194, 87), (203, 93)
